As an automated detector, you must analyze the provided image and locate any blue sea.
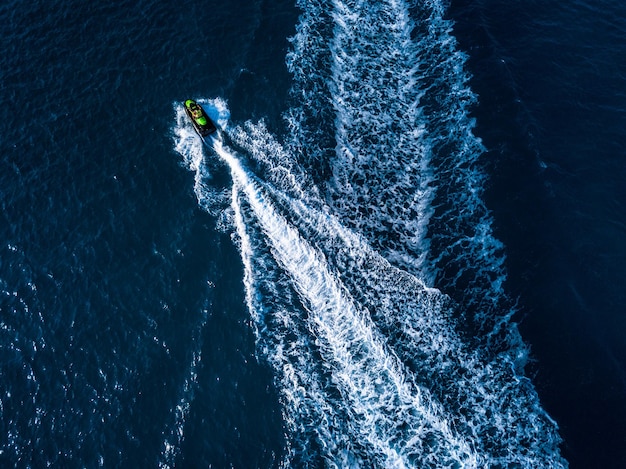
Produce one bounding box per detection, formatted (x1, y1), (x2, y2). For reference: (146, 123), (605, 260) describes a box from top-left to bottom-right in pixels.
(1, 0), (625, 467)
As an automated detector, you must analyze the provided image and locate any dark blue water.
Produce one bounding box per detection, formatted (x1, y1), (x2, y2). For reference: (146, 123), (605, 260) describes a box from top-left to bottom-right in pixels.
(447, 0), (626, 466)
(1, 0), (624, 467)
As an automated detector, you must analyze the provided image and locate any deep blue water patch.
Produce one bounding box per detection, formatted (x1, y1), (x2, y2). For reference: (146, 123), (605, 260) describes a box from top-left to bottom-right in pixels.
(447, 0), (626, 466)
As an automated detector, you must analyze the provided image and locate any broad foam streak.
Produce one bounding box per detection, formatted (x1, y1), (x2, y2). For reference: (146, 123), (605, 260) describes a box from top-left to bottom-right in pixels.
(327, 0), (435, 278)
(287, 0), (511, 347)
(287, 0), (437, 280)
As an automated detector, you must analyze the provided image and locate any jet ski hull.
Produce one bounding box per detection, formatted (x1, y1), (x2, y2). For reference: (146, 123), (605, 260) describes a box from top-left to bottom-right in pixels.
(184, 99), (217, 137)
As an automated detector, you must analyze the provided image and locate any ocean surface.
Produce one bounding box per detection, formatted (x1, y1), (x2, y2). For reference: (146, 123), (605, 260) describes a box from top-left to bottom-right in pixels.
(1, 0), (624, 467)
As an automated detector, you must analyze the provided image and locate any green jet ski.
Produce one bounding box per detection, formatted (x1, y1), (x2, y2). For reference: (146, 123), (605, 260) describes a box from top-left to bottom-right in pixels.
(184, 99), (217, 137)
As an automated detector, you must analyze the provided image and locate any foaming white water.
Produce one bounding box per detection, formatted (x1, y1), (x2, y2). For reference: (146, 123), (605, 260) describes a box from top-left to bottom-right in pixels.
(172, 111), (566, 466)
(328, 0), (435, 279)
(286, 0), (511, 343)
(287, 0), (436, 280)
(216, 140), (476, 467)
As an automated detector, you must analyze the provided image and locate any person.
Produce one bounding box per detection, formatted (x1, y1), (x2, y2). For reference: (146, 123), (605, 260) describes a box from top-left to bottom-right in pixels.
(185, 99), (202, 119)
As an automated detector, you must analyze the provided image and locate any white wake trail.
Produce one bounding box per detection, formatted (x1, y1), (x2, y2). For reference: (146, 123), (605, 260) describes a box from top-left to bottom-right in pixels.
(172, 96), (567, 467)
(212, 139), (476, 467)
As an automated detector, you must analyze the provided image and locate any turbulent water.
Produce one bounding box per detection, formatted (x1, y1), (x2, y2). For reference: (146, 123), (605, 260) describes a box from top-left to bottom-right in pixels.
(171, 1), (566, 465)
(3, 0), (626, 466)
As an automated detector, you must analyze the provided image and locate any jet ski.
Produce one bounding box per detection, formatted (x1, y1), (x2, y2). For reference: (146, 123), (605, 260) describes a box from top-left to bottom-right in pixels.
(184, 99), (217, 137)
